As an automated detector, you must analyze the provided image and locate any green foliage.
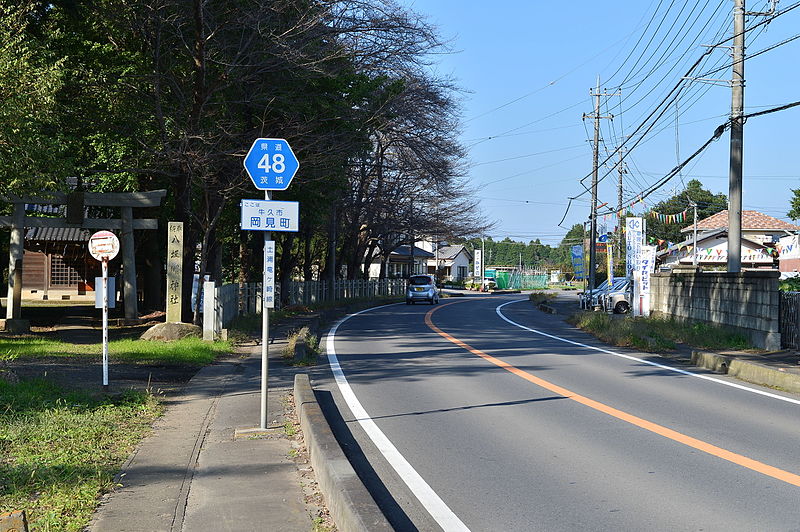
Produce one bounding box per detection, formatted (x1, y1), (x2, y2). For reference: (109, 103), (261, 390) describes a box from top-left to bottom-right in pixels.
(645, 179), (727, 244)
(779, 277), (800, 292)
(0, 337), (229, 366)
(788, 188), (800, 221)
(570, 313), (752, 351)
(0, 2), (67, 192)
(0, 379), (162, 531)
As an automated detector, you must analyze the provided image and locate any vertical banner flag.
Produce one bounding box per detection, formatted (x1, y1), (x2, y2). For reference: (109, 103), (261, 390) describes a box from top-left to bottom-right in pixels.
(636, 245), (657, 317)
(626, 217), (644, 278)
(474, 249), (483, 278)
(571, 245), (585, 280)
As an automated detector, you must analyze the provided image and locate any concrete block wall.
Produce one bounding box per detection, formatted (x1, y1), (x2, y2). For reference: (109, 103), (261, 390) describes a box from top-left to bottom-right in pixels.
(650, 270), (781, 350)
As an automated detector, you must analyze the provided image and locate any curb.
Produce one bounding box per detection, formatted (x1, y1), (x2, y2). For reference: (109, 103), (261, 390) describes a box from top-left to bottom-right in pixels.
(294, 374), (391, 532)
(691, 350), (800, 394)
(537, 303), (557, 314)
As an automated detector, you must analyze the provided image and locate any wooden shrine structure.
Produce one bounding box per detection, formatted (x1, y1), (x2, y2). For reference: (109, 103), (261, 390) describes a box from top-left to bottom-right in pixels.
(1, 190), (166, 329)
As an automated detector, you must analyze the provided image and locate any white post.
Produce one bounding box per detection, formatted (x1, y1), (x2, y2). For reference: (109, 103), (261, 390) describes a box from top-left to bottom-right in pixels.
(261, 190), (271, 430)
(203, 280), (215, 341)
(102, 258), (109, 391)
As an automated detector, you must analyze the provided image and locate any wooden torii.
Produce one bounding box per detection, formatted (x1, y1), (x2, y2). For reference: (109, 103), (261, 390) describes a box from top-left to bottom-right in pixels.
(1, 190), (166, 327)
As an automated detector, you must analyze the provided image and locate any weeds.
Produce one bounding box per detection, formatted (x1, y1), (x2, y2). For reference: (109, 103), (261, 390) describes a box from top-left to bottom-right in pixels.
(0, 379), (162, 531)
(282, 328), (321, 365)
(569, 312), (752, 351)
(0, 337), (230, 366)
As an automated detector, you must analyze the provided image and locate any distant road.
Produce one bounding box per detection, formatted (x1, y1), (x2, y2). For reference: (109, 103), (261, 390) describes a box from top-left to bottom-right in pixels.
(314, 295), (800, 531)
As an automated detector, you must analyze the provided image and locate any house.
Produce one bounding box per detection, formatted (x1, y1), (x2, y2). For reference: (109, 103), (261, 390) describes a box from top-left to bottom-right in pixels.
(425, 244), (473, 281)
(657, 210), (799, 269)
(366, 245), (433, 278)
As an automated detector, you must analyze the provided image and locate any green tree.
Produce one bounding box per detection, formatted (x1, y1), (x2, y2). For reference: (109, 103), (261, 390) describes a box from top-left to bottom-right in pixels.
(788, 188), (800, 221)
(646, 180), (727, 244)
(0, 2), (66, 192)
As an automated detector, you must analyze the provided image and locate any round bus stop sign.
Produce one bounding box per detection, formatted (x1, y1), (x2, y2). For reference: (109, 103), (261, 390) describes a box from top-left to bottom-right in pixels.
(89, 230), (120, 261)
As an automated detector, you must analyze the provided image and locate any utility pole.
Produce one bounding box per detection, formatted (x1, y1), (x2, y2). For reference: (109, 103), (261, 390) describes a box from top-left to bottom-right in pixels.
(616, 146), (627, 267)
(690, 200), (698, 267)
(728, 0), (745, 272)
(583, 77), (618, 290)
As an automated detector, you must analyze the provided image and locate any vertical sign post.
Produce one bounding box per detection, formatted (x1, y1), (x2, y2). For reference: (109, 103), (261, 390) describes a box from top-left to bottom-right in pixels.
(243, 138), (300, 430)
(473, 249), (482, 278)
(166, 222), (184, 322)
(89, 231), (120, 391)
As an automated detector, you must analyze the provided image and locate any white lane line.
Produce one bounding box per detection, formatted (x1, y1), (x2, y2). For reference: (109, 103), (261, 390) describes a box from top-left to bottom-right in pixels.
(496, 299), (800, 406)
(326, 304), (471, 532)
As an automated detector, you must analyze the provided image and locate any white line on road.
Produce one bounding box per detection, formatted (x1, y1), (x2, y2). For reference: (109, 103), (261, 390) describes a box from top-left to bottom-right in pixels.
(326, 304), (471, 532)
(496, 299), (800, 406)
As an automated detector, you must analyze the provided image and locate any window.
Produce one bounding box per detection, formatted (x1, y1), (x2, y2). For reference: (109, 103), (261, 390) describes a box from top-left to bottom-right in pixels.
(50, 255), (83, 287)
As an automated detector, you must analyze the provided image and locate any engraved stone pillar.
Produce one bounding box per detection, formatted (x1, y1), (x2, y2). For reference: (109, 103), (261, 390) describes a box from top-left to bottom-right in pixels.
(166, 222), (184, 323)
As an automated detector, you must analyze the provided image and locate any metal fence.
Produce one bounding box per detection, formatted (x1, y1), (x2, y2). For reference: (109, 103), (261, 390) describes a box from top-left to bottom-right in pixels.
(203, 279), (406, 339)
(779, 291), (800, 349)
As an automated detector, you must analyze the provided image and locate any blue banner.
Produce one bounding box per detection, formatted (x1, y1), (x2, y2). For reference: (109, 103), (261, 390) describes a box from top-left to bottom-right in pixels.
(570, 245), (585, 280)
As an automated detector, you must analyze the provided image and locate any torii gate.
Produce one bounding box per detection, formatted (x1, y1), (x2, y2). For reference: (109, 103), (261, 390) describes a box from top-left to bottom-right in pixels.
(1, 190), (166, 328)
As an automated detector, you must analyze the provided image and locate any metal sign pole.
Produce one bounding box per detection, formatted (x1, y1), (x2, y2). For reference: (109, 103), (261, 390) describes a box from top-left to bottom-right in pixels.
(102, 257), (109, 392)
(260, 189), (271, 429)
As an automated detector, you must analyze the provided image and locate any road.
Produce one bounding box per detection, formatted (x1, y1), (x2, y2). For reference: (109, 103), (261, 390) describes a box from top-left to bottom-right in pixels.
(313, 294), (800, 531)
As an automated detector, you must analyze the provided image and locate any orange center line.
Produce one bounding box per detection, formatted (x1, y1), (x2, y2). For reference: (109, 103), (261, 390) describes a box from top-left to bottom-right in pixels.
(424, 302), (800, 488)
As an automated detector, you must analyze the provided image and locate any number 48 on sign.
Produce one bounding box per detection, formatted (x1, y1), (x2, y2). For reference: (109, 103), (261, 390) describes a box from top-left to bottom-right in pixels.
(243, 138), (300, 191)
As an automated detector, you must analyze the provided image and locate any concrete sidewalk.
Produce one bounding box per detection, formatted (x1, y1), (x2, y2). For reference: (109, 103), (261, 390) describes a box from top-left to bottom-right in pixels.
(89, 335), (320, 531)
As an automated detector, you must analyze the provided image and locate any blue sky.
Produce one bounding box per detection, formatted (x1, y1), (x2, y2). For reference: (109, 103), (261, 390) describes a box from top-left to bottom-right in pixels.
(400, 1), (800, 245)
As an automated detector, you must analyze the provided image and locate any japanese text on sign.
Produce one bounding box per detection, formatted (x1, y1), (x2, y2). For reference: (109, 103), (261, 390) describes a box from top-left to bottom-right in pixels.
(241, 200), (299, 232)
(264, 240), (275, 308)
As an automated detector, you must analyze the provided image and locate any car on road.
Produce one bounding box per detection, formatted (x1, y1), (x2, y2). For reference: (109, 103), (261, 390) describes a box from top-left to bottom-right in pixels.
(482, 277), (497, 290)
(406, 274), (439, 305)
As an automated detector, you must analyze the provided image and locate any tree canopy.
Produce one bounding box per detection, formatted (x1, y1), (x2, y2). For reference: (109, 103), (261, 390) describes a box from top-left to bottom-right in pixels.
(1, 0), (490, 317)
(644, 179), (727, 244)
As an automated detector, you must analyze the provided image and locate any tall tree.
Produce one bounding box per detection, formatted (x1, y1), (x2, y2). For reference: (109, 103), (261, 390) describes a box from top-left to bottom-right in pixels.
(788, 188), (800, 221)
(645, 179), (727, 244)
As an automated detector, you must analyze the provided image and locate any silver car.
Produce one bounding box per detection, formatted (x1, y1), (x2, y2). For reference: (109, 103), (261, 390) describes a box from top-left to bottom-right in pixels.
(601, 278), (632, 314)
(406, 274), (439, 305)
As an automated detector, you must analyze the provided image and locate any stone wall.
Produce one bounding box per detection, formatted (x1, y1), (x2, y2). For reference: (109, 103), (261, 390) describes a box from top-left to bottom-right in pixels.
(650, 269), (780, 350)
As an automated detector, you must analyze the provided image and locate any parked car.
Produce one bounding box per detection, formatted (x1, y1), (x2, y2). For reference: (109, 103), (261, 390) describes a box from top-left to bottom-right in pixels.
(482, 277), (497, 290)
(406, 274), (439, 305)
(600, 278), (632, 314)
(579, 279), (609, 309)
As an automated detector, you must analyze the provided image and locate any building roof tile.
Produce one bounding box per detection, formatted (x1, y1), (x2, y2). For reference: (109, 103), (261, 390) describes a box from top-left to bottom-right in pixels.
(681, 210), (800, 232)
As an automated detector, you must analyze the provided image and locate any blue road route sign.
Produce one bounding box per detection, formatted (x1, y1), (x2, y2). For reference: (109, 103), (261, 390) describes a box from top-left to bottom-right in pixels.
(243, 138), (299, 191)
(240, 199), (299, 232)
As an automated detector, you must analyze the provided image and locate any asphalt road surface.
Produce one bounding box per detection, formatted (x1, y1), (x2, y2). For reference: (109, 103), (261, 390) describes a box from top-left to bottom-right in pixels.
(312, 295), (800, 532)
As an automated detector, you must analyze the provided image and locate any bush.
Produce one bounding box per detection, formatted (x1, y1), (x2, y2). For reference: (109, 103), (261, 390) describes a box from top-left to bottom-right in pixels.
(779, 277), (800, 292)
(569, 312), (752, 352)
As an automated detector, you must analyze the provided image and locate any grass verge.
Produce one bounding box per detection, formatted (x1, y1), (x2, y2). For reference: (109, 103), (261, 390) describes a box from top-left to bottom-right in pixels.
(0, 337), (231, 366)
(569, 312), (753, 352)
(0, 379), (162, 531)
